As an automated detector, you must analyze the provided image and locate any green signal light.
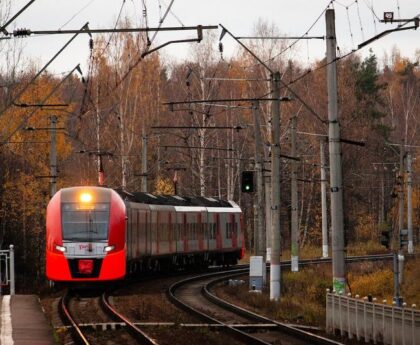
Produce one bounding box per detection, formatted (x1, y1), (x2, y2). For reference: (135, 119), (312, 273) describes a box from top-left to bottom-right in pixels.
(245, 185), (250, 190)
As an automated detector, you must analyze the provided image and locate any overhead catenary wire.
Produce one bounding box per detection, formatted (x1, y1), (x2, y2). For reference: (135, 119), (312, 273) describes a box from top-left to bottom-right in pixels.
(243, 0), (332, 70)
(58, 0), (96, 30)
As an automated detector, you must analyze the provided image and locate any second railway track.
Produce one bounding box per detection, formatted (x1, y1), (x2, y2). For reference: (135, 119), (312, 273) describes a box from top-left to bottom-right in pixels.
(168, 268), (343, 345)
(55, 253), (396, 344)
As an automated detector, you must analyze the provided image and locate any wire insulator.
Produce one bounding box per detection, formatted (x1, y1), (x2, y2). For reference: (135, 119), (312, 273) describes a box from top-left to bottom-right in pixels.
(13, 28), (31, 37)
(89, 38), (94, 50)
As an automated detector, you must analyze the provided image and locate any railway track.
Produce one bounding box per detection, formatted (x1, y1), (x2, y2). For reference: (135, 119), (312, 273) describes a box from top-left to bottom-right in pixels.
(101, 290), (158, 344)
(59, 290), (91, 345)
(56, 253), (395, 344)
(168, 268), (343, 345)
(59, 289), (158, 345)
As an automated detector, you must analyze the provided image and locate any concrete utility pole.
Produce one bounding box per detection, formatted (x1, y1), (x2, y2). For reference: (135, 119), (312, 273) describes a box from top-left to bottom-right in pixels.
(270, 71), (282, 300)
(398, 143), (405, 246)
(141, 128), (148, 192)
(265, 172), (272, 261)
(407, 152), (413, 254)
(326, 9), (346, 294)
(290, 116), (299, 271)
(49, 116), (57, 198)
(252, 101), (266, 258)
(320, 139), (329, 258)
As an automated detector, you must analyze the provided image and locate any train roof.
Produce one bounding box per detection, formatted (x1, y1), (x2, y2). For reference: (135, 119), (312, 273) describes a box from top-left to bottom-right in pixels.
(115, 189), (236, 208)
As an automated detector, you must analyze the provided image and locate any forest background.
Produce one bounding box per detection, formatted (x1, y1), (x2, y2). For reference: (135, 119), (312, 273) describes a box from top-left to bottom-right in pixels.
(0, 13), (418, 291)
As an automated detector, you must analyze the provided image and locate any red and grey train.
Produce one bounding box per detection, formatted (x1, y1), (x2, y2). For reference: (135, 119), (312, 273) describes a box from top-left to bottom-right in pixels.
(46, 186), (244, 282)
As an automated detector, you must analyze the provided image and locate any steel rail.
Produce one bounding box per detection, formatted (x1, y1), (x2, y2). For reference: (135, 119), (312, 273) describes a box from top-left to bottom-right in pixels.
(167, 254), (397, 345)
(168, 268), (271, 344)
(59, 290), (91, 345)
(101, 291), (159, 345)
(203, 275), (343, 345)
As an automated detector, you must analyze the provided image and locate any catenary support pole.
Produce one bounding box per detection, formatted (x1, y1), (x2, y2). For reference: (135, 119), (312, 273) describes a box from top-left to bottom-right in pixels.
(407, 152), (413, 253)
(9, 245), (15, 296)
(393, 253), (401, 306)
(320, 139), (329, 258)
(270, 71), (281, 300)
(398, 143), (405, 247)
(141, 127), (148, 192)
(265, 173), (272, 261)
(252, 101), (266, 258)
(326, 9), (346, 294)
(50, 116), (57, 198)
(290, 116), (299, 271)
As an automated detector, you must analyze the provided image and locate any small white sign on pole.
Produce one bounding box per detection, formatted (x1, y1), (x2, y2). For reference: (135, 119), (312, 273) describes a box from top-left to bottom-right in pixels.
(249, 256), (264, 291)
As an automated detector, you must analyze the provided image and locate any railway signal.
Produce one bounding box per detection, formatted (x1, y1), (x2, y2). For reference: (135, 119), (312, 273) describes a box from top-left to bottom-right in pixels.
(380, 229), (390, 249)
(399, 229), (408, 249)
(241, 171), (254, 193)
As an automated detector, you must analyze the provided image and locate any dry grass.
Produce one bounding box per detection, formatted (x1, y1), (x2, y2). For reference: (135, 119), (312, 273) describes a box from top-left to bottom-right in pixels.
(218, 264), (331, 326)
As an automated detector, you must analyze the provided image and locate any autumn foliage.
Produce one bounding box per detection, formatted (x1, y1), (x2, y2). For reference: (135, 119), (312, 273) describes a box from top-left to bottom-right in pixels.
(0, 22), (418, 291)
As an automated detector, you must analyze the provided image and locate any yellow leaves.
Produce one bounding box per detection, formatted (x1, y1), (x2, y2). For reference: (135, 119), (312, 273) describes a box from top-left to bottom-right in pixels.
(354, 213), (377, 241)
(348, 268), (394, 299)
(154, 176), (175, 195)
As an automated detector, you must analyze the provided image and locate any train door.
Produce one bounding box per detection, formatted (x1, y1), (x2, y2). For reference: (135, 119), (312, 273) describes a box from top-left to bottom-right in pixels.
(160, 210), (170, 255)
(133, 209), (138, 258)
(169, 211), (174, 254)
(150, 209), (157, 256)
(231, 213), (237, 249)
(146, 207), (152, 256)
(176, 211), (184, 253)
(216, 213), (222, 250)
(126, 207), (132, 260)
(139, 209), (147, 256)
(182, 212), (190, 252)
(199, 211), (205, 251)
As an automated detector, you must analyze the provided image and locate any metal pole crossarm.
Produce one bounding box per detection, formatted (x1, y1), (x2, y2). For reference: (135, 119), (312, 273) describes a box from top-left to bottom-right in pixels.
(297, 131), (365, 146)
(0, 0), (36, 35)
(0, 21), (87, 119)
(219, 24), (326, 124)
(82, 151), (114, 157)
(203, 77), (270, 81)
(237, 36), (325, 40)
(280, 154), (300, 161)
(358, 24), (419, 49)
(219, 24), (274, 73)
(142, 26), (208, 58)
(24, 127), (66, 131)
(1, 65), (80, 145)
(380, 17), (420, 24)
(12, 25), (218, 37)
(151, 125), (245, 130)
(160, 145), (234, 151)
(6, 141), (49, 144)
(13, 102), (69, 108)
(164, 97), (292, 106)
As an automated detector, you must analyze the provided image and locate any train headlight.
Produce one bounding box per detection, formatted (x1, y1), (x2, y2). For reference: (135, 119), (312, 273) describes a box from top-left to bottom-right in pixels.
(104, 245), (115, 253)
(55, 245), (66, 253)
(80, 192), (93, 203)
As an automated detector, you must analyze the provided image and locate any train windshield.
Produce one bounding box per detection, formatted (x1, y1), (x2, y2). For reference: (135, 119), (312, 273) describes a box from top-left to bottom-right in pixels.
(61, 203), (110, 241)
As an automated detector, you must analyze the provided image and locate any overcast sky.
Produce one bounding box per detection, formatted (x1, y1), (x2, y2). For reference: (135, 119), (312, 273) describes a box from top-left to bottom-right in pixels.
(3, 0), (420, 75)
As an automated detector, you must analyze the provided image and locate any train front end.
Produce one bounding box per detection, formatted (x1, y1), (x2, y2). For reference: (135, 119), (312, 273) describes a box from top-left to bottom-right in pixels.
(46, 186), (126, 283)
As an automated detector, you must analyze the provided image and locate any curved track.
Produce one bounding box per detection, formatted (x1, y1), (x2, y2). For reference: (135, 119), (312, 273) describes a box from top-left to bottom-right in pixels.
(59, 290), (91, 345)
(56, 253), (395, 344)
(101, 291), (158, 345)
(168, 269), (343, 345)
